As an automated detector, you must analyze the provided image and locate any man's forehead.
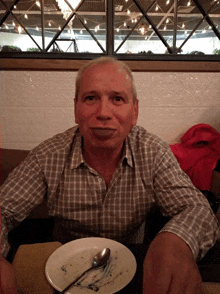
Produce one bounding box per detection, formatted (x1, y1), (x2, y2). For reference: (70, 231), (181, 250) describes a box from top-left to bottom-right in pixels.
(84, 62), (131, 80)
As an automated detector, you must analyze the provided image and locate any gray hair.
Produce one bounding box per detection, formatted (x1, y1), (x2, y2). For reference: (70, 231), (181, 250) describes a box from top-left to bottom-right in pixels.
(75, 56), (137, 102)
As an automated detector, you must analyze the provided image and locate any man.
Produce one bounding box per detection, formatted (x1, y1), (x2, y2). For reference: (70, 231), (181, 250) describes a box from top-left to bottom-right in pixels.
(1, 57), (220, 294)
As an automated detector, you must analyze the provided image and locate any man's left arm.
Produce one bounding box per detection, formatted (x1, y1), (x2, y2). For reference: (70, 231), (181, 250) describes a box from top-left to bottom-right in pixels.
(143, 232), (202, 294)
(152, 147), (220, 260)
(143, 146), (220, 293)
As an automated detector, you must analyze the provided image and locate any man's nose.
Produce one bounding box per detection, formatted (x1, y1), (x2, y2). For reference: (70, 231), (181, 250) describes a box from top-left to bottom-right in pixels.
(97, 98), (112, 120)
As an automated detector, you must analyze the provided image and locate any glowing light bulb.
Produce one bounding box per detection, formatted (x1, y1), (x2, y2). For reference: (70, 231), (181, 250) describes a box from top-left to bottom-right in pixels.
(124, 22), (126, 27)
(155, 5), (159, 11)
(166, 18), (169, 24)
(18, 26), (22, 34)
(187, 1), (191, 7)
(116, 28), (119, 32)
(25, 14), (28, 19)
(36, 1), (40, 7)
(127, 9), (130, 15)
(84, 19), (87, 24)
(166, 0), (170, 4)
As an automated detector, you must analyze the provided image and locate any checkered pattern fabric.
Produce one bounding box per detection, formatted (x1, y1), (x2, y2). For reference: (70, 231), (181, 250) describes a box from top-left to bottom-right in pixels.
(1, 126), (219, 258)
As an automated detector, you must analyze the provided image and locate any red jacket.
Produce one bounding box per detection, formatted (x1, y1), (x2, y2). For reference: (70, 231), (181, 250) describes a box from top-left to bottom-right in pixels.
(170, 124), (220, 190)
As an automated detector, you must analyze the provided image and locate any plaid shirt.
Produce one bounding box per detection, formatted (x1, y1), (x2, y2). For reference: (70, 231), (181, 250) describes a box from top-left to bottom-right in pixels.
(1, 125), (220, 258)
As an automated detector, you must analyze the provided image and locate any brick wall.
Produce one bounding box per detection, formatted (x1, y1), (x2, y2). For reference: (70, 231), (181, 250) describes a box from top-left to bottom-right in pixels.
(1, 70), (220, 150)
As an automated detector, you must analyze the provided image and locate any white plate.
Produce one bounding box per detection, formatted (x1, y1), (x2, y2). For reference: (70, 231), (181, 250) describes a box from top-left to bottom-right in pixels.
(45, 237), (137, 294)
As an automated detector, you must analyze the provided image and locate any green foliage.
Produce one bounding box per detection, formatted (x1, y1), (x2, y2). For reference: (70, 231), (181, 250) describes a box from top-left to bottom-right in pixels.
(213, 49), (220, 55)
(27, 47), (41, 52)
(1, 45), (22, 52)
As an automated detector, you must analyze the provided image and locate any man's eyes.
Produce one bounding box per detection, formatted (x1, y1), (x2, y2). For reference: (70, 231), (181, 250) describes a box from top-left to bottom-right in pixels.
(113, 96), (125, 104)
(83, 95), (125, 104)
(84, 96), (97, 104)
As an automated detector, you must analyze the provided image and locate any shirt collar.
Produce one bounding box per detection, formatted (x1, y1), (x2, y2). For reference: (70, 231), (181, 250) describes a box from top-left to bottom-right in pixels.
(70, 129), (85, 169)
(122, 136), (134, 168)
(70, 129), (134, 169)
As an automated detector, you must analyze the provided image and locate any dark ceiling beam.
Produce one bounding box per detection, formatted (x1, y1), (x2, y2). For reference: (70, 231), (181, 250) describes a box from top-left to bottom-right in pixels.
(147, 3), (174, 41)
(0, 0), (42, 50)
(193, 0), (220, 41)
(76, 13), (105, 52)
(0, 0), (20, 26)
(45, 0), (86, 52)
(133, 0), (173, 53)
(106, 0), (114, 55)
(115, 0), (157, 53)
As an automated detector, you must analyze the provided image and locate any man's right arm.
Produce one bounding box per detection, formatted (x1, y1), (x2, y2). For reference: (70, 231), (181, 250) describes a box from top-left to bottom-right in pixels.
(1, 150), (47, 258)
(0, 255), (18, 294)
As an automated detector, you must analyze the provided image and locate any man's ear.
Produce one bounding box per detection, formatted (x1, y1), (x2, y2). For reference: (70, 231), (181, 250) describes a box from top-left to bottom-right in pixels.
(132, 99), (139, 126)
(74, 98), (79, 124)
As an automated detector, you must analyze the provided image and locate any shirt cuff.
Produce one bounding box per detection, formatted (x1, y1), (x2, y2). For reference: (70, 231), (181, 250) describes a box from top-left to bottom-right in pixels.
(159, 222), (200, 260)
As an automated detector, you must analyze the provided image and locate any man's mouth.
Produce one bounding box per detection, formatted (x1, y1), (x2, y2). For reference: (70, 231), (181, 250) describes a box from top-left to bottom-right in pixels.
(91, 128), (116, 138)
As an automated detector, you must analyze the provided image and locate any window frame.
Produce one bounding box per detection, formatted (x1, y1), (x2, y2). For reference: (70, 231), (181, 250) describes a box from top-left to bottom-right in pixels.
(0, 0), (220, 71)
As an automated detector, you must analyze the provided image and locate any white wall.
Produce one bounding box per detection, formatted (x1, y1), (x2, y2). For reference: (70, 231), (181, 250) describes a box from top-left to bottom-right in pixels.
(1, 70), (220, 150)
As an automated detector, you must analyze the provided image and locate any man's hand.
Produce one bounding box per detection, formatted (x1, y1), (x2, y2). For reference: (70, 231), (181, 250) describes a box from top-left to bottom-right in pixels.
(143, 232), (202, 294)
(0, 255), (18, 294)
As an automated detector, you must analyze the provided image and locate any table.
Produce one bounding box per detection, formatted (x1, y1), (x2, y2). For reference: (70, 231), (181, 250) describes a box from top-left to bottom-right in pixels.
(12, 241), (220, 294)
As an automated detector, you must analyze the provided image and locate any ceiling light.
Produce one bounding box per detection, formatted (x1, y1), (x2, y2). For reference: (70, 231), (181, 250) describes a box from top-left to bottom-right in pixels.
(56, 0), (82, 25)
(138, 24), (148, 35)
(115, 5), (123, 12)
(16, 25), (24, 34)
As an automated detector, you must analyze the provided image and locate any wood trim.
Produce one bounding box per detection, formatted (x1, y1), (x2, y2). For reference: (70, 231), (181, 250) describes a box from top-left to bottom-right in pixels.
(0, 58), (220, 72)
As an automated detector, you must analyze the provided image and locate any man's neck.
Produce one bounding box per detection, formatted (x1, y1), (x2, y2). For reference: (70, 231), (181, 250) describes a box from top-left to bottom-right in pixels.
(83, 145), (123, 169)
(83, 144), (124, 186)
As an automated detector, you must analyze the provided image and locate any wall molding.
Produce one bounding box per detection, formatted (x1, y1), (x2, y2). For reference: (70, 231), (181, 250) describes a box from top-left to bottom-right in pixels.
(0, 58), (220, 72)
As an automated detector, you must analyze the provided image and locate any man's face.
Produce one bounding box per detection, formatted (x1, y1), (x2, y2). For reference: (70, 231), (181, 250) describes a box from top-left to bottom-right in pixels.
(75, 62), (138, 152)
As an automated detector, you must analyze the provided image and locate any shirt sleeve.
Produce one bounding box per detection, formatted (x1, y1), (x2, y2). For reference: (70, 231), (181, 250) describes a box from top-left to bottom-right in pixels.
(152, 146), (220, 260)
(1, 150), (47, 258)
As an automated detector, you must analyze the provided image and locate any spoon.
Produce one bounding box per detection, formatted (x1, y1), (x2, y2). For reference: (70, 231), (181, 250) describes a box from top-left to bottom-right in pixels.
(60, 248), (111, 293)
